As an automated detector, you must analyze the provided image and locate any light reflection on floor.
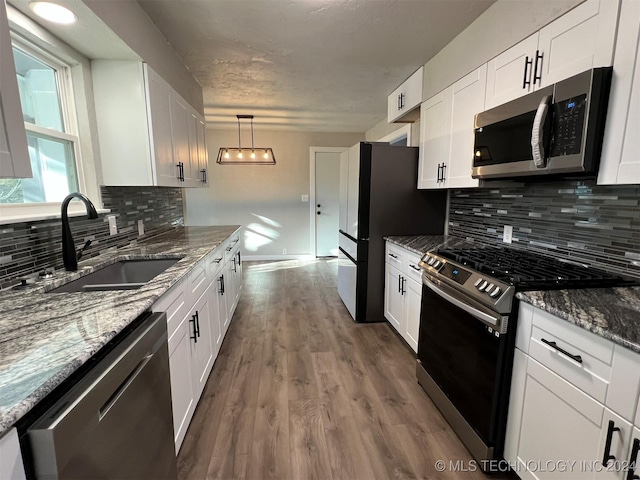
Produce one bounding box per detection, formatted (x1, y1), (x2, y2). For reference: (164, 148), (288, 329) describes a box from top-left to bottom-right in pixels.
(245, 258), (339, 273)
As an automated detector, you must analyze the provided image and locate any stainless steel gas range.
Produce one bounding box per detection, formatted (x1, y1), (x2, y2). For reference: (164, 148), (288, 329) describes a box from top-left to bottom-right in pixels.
(416, 243), (636, 471)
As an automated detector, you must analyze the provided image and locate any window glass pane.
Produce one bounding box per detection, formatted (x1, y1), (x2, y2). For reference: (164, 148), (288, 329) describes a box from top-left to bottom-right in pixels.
(0, 131), (78, 204)
(12, 47), (64, 132)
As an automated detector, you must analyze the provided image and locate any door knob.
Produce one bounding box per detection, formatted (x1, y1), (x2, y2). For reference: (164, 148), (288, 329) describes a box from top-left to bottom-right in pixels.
(317, 211), (321, 215)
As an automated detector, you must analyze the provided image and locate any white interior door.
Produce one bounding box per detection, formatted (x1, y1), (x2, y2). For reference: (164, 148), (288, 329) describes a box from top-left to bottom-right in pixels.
(315, 152), (340, 256)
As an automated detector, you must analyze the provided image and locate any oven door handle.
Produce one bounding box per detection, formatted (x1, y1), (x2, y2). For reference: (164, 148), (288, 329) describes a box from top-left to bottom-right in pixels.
(423, 277), (505, 333)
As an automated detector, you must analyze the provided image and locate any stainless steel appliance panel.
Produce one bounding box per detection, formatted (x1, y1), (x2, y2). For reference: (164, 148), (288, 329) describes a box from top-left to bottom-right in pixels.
(28, 312), (176, 480)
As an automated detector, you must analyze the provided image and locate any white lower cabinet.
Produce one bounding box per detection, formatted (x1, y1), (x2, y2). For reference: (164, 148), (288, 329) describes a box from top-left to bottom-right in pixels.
(0, 428), (26, 480)
(402, 277), (422, 353)
(383, 241), (423, 353)
(384, 263), (403, 331)
(152, 234), (243, 453)
(168, 312), (195, 453)
(506, 304), (640, 480)
(190, 286), (214, 400)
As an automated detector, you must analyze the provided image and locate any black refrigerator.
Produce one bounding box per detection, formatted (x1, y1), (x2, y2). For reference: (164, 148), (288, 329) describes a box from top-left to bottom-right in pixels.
(337, 142), (447, 323)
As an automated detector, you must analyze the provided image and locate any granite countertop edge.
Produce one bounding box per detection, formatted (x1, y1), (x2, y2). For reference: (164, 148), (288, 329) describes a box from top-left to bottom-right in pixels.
(517, 288), (640, 355)
(0, 225), (241, 436)
(383, 235), (447, 256)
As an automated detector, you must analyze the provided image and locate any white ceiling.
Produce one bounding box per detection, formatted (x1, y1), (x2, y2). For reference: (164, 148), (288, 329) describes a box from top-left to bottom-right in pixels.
(137, 0), (496, 132)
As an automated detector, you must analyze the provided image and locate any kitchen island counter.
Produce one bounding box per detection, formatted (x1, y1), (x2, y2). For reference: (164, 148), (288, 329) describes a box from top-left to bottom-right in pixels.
(0, 225), (240, 436)
(517, 287), (640, 354)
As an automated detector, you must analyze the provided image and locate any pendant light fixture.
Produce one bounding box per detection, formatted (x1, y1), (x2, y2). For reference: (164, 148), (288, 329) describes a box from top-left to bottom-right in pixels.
(217, 115), (276, 165)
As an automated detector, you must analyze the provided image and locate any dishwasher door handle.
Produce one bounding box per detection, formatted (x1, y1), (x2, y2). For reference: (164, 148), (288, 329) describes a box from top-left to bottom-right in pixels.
(99, 353), (153, 420)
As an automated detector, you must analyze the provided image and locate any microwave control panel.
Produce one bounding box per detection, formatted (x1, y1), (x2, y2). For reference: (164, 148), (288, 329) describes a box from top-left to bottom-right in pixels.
(550, 93), (587, 157)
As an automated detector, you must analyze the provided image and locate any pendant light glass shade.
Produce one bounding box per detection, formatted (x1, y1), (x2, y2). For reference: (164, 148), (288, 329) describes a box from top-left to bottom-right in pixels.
(217, 115), (276, 165)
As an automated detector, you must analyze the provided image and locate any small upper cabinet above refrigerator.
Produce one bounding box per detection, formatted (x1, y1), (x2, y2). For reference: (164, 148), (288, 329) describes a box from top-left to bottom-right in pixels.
(388, 67), (423, 123)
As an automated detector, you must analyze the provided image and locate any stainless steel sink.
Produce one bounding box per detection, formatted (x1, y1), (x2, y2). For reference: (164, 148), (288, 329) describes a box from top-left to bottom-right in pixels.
(48, 259), (180, 293)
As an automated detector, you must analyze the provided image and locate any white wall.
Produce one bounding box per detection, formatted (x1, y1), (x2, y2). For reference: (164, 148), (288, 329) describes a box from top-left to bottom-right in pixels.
(82, 0), (203, 114)
(185, 129), (363, 257)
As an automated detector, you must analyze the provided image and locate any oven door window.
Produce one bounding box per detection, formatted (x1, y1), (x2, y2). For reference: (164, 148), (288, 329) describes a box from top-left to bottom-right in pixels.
(418, 283), (502, 444)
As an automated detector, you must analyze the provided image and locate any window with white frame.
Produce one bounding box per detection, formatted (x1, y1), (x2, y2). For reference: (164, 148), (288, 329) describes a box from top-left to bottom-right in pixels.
(0, 36), (81, 205)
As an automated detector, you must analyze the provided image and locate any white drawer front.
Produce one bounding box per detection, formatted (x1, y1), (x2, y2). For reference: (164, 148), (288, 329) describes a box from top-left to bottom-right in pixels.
(152, 281), (188, 342)
(385, 242), (405, 268)
(529, 325), (611, 403)
(187, 259), (208, 305)
(531, 307), (614, 365)
(405, 252), (423, 284)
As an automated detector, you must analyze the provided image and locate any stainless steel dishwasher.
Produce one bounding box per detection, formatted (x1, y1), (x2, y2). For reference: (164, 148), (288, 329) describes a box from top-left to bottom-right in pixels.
(27, 312), (177, 479)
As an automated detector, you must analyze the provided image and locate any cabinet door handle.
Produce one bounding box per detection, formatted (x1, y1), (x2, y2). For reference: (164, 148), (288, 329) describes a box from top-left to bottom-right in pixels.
(523, 56), (533, 89)
(540, 338), (583, 363)
(201, 168), (207, 183)
(533, 50), (543, 85)
(398, 274), (402, 293)
(401, 276), (406, 295)
(194, 311), (200, 338)
(436, 163), (442, 183)
(627, 438), (640, 480)
(219, 274), (225, 295)
(189, 316), (198, 343)
(237, 251), (241, 264)
(602, 420), (620, 467)
(441, 163), (446, 183)
(232, 257), (237, 272)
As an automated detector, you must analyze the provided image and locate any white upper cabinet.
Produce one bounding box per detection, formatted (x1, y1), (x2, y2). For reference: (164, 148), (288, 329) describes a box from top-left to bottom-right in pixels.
(418, 89), (452, 189)
(598, 0), (640, 185)
(418, 65), (485, 190)
(485, 0), (620, 110)
(92, 61), (207, 188)
(388, 66), (423, 123)
(0, 0), (31, 179)
(447, 64), (485, 189)
(196, 117), (208, 186)
(536, 0), (619, 88)
(485, 34), (539, 110)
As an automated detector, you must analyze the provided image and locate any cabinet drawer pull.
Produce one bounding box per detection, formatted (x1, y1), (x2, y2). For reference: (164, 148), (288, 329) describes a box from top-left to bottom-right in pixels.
(388, 252), (398, 259)
(523, 56), (533, 89)
(602, 420), (620, 467)
(627, 438), (640, 480)
(409, 264), (421, 272)
(540, 338), (583, 364)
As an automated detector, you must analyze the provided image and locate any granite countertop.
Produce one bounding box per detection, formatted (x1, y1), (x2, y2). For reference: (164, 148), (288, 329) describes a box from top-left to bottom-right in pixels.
(517, 288), (640, 354)
(384, 235), (447, 256)
(0, 225), (240, 436)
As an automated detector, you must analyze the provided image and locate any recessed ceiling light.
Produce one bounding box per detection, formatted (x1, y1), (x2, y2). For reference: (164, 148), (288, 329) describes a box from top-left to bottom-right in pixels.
(29, 2), (78, 24)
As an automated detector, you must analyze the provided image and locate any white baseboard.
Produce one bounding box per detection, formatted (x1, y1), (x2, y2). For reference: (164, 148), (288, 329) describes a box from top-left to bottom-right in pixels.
(242, 254), (316, 261)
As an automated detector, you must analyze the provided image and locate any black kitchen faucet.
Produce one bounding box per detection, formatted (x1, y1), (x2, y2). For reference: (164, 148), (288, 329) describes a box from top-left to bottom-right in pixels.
(61, 193), (98, 271)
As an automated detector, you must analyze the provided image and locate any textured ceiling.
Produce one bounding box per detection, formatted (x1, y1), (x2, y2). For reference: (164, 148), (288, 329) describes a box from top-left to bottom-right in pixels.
(138, 0), (495, 132)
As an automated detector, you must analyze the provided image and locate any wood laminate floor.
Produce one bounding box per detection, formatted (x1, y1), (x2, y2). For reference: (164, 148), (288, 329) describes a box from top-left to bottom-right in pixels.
(177, 259), (517, 480)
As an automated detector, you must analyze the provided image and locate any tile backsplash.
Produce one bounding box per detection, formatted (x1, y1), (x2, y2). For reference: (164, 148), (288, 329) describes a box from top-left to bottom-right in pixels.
(448, 180), (640, 279)
(0, 186), (183, 289)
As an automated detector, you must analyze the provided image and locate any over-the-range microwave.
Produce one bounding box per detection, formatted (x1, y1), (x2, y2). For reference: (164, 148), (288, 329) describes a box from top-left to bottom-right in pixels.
(472, 67), (612, 180)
